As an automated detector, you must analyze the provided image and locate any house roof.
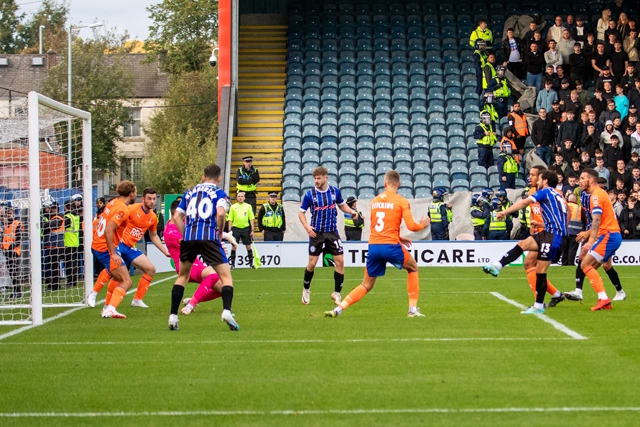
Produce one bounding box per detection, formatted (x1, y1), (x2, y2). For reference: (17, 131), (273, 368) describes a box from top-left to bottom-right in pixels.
(0, 53), (169, 99)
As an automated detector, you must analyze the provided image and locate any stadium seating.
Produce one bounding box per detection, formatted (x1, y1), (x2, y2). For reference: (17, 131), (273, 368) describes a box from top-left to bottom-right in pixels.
(281, 0), (612, 198)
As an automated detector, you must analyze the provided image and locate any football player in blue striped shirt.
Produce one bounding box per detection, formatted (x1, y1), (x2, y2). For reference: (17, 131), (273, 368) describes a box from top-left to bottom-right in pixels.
(169, 164), (239, 331)
(298, 166), (360, 305)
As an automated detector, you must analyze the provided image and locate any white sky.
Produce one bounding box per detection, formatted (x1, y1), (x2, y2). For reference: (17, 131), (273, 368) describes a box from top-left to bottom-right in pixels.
(18, 0), (160, 41)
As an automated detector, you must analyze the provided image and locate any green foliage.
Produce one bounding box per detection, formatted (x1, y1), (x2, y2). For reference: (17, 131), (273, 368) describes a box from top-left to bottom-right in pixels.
(0, 0), (23, 53)
(144, 0), (218, 74)
(17, 0), (68, 53)
(40, 31), (135, 174)
(142, 67), (219, 194)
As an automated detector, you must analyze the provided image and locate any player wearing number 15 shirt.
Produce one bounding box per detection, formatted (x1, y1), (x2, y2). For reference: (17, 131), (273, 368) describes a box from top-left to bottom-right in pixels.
(298, 166), (360, 307)
(325, 170), (430, 318)
(169, 164), (239, 331)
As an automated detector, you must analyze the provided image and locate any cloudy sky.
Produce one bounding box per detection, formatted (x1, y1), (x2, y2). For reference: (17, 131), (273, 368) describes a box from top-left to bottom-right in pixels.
(18, 0), (159, 41)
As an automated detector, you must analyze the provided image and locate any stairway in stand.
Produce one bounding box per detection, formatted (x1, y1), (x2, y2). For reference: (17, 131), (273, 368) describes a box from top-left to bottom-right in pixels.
(231, 24), (286, 239)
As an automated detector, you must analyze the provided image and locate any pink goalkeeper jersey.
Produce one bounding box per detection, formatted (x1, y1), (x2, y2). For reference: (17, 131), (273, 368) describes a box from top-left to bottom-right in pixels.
(164, 221), (182, 267)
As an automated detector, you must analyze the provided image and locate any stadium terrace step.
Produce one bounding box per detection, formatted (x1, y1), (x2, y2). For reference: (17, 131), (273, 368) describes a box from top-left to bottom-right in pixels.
(229, 23), (286, 203)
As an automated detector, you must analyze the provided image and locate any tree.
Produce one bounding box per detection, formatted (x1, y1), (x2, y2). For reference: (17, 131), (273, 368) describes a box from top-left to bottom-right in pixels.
(40, 30), (136, 175)
(18, 0), (68, 54)
(142, 67), (219, 193)
(144, 0), (218, 74)
(0, 0), (24, 53)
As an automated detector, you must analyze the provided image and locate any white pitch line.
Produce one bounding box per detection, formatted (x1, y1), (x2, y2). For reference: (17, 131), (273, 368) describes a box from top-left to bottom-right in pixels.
(1, 406), (640, 417)
(490, 292), (588, 340)
(0, 337), (570, 346)
(0, 275), (177, 342)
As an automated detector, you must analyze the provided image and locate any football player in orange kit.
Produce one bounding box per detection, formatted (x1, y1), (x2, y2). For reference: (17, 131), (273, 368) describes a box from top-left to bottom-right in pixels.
(578, 168), (622, 311)
(88, 187), (170, 314)
(324, 170), (430, 318)
(90, 181), (137, 319)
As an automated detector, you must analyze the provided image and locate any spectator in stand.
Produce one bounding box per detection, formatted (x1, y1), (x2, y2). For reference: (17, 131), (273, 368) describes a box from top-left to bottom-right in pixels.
(544, 39), (563, 72)
(611, 159), (633, 189)
(469, 19), (493, 48)
(557, 111), (582, 149)
(555, 171), (566, 192)
(569, 43), (588, 83)
(560, 137), (580, 164)
(543, 65), (560, 89)
(605, 20), (622, 45)
(604, 32), (618, 57)
(581, 150), (596, 168)
(591, 42), (611, 81)
(618, 195), (640, 239)
(531, 30), (548, 53)
(575, 80), (591, 106)
(597, 176), (608, 190)
(611, 0), (629, 22)
(566, 158), (584, 180)
(631, 164), (640, 182)
(501, 28), (525, 79)
(564, 15), (577, 33)
(582, 123), (600, 156)
(557, 29), (576, 74)
(552, 152), (569, 176)
(597, 9), (612, 42)
(619, 64), (637, 93)
(611, 190), (624, 217)
(585, 109), (605, 135)
(602, 80), (616, 101)
(555, 66), (570, 87)
(628, 78), (640, 108)
(525, 42), (545, 91)
(610, 40), (629, 82)
(588, 87), (607, 117)
(558, 78), (572, 106)
(622, 107), (638, 131)
(572, 17), (589, 46)
(547, 16), (566, 44)
(524, 21), (538, 46)
(583, 33), (597, 59)
(624, 29), (639, 63)
(601, 100), (622, 123)
(535, 79), (558, 113)
(604, 134), (625, 169)
(506, 102), (529, 155)
(615, 84), (630, 119)
(622, 125), (634, 160)
(618, 12), (631, 40)
(632, 181), (640, 199)
(563, 175), (580, 197)
(531, 107), (555, 164)
(549, 100), (564, 135)
(565, 90), (583, 116)
(631, 122), (640, 154)
(595, 156), (611, 182)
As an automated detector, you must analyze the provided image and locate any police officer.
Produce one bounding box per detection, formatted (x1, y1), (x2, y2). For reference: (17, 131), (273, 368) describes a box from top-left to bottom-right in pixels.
(435, 187), (454, 239)
(258, 191), (286, 241)
(2, 205), (24, 298)
(482, 52), (497, 93)
(236, 156), (260, 216)
(564, 192), (584, 266)
(470, 194), (490, 240)
(483, 197), (512, 240)
(474, 112), (497, 169)
(497, 136), (519, 190)
(63, 200), (81, 288)
(487, 65), (511, 119)
(519, 188), (532, 240)
(343, 196), (364, 241)
(227, 191), (255, 269)
(473, 40), (489, 95)
(428, 189), (449, 240)
(495, 189), (519, 219)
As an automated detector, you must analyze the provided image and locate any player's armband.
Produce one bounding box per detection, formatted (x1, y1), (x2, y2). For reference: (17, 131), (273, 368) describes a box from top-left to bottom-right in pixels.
(218, 198), (231, 213)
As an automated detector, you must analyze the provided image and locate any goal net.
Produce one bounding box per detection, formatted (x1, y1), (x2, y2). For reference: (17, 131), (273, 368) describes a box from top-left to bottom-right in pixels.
(0, 92), (92, 325)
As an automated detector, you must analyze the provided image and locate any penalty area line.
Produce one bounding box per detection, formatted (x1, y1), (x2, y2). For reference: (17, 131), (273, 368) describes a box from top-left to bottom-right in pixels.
(1, 406), (640, 417)
(490, 292), (587, 340)
(0, 275), (178, 342)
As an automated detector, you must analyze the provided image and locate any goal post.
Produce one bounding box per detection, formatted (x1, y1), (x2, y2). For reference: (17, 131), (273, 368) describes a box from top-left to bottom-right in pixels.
(0, 92), (92, 325)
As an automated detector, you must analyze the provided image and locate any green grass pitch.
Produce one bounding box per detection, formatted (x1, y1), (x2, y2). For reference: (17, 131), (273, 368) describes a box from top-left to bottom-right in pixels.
(1, 265), (639, 426)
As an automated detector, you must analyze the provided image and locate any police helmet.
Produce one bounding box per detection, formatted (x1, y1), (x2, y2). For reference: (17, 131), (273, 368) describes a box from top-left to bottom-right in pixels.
(435, 186), (449, 195)
(491, 197), (502, 210)
(496, 65), (506, 76)
(475, 39), (487, 49)
(501, 140), (513, 155)
(480, 111), (492, 125)
(432, 189), (444, 201)
(471, 194), (480, 206)
(495, 189), (507, 201)
(521, 187), (530, 199)
(481, 187), (494, 199)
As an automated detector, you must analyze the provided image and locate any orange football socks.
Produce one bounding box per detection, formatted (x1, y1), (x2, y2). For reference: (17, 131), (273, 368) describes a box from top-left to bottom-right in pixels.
(93, 269), (111, 293)
(109, 286), (126, 309)
(584, 266), (605, 294)
(134, 274), (153, 301)
(407, 271), (420, 308)
(105, 280), (120, 306)
(526, 267), (559, 297)
(339, 284), (369, 310)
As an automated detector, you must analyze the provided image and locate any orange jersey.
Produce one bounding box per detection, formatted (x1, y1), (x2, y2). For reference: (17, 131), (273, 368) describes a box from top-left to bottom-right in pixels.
(528, 187), (544, 233)
(120, 203), (158, 247)
(368, 190), (424, 244)
(91, 198), (130, 252)
(589, 187), (621, 235)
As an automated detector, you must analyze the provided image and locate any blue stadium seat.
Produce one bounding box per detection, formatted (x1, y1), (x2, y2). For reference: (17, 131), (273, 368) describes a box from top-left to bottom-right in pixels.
(471, 178), (489, 192)
(357, 154), (375, 169)
(432, 179), (451, 191)
(452, 179), (470, 191)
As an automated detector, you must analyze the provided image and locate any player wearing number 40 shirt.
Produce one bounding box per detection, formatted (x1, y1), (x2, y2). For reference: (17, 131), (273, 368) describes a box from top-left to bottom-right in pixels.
(87, 187), (171, 312)
(325, 170), (430, 318)
(482, 169), (569, 315)
(90, 181), (138, 319)
(169, 164), (239, 332)
(298, 166), (360, 306)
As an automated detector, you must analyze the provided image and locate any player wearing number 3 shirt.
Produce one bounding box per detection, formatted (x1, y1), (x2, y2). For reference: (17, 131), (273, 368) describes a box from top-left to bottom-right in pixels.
(325, 170), (430, 318)
(168, 164), (239, 331)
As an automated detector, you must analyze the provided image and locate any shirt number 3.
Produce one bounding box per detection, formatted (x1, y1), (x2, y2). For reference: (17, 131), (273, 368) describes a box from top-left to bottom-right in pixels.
(374, 212), (386, 232)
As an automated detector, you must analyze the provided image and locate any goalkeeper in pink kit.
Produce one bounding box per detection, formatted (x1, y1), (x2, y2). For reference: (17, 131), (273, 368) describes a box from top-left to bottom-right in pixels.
(164, 199), (237, 314)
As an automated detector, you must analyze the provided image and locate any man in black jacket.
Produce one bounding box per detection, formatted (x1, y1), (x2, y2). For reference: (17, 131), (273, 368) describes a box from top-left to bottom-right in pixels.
(531, 108), (556, 164)
(619, 195), (640, 239)
(603, 135), (625, 169)
(501, 28), (525, 78)
(569, 43), (588, 83)
(525, 42), (545, 92)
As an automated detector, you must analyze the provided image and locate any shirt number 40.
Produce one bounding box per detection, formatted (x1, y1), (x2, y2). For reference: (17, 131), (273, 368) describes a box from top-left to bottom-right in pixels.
(186, 197), (214, 220)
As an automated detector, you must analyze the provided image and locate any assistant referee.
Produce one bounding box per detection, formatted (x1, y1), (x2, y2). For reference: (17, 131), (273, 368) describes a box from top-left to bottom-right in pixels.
(227, 191), (255, 269)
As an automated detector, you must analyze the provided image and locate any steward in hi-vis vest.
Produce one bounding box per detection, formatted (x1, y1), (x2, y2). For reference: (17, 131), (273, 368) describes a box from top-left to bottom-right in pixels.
(343, 196), (365, 241)
(2, 205), (24, 297)
(258, 191), (286, 242)
(236, 155), (260, 216)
